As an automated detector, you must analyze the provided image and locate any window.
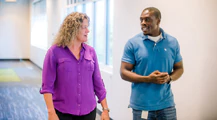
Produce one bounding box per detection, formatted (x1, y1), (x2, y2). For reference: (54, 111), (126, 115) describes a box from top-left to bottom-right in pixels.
(107, 0), (113, 65)
(66, 7), (74, 15)
(75, 4), (83, 12)
(95, 0), (106, 64)
(65, 0), (113, 66)
(85, 3), (94, 46)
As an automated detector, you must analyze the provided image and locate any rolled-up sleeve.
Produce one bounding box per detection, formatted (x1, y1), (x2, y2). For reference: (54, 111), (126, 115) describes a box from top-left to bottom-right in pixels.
(40, 48), (57, 94)
(92, 49), (106, 103)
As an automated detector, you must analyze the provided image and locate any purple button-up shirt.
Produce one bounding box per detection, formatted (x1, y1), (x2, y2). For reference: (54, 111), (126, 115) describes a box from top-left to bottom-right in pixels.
(40, 43), (106, 115)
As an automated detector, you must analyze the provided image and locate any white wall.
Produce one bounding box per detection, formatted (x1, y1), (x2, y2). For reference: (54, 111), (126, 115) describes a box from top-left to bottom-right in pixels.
(46, 0), (65, 47)
(0, 0), (30, 59)
(110, 0), (217, 119)
(27, 0), (217, 119)
(30, 0), (66, 68)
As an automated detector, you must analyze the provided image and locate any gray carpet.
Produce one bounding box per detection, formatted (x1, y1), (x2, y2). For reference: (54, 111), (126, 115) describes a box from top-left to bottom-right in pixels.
(0, 84), (47, 120)
(0, 60), (102, 120)
(0, 60), (47, 120)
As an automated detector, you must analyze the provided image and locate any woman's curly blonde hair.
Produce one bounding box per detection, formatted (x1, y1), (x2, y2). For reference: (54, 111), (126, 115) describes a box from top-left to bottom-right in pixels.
(53, 12), (89, 47)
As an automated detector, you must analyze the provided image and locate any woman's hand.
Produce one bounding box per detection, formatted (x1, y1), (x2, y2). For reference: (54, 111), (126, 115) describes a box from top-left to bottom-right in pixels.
(101, 110), (110, 120)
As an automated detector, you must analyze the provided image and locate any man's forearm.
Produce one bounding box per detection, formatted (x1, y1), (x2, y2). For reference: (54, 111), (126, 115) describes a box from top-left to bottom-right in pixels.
(170, 68), (184, 81)
(121, 70), (150, 83)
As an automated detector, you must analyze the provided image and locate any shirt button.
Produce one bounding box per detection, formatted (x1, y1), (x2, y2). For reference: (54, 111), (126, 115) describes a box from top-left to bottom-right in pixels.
(78, 62), (79, 64)
(78, 104), (80, 106)
(78, 73), (80, 75)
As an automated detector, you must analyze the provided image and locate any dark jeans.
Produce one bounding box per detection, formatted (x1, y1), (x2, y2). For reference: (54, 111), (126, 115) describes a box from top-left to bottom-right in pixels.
(133, 106), (177, 120)
(55, 108), (96, 120)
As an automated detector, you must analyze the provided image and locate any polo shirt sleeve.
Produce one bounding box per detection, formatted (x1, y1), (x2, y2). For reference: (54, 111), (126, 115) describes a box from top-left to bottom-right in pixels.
(121, 40), (135, 64)
(174, 40), (183, 63)
(92, 48), (106, 103)
(40, 47), (57, 94)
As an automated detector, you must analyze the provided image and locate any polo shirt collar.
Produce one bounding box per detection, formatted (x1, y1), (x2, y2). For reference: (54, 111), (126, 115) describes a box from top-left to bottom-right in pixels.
(141, 28), (166, 41)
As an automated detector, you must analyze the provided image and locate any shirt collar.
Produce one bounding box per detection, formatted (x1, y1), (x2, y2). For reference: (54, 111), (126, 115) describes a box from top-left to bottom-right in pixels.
(81, 43), (86, 50)
(141, 28), (166, 41)
(65, 43), (86, 52)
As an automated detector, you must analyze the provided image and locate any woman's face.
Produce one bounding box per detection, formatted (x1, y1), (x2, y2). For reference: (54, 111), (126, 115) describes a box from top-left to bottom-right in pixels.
(77, 19), (89, 43)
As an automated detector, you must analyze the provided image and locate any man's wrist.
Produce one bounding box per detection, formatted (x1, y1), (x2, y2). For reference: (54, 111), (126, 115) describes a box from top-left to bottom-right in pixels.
(143, 76), (151, 83)
(167, 76), (173, 84)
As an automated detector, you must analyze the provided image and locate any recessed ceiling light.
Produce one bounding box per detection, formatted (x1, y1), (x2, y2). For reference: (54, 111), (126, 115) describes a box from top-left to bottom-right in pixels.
(5, 0), (16, 2)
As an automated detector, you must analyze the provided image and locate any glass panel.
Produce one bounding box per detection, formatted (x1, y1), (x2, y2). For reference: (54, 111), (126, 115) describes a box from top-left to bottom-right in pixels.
(85, 3), (93, 47)
(95, 0), (106, 64)
(76, 4), (83, 12)
(67, 7), (74, 15)
(108, 0), (113, 65)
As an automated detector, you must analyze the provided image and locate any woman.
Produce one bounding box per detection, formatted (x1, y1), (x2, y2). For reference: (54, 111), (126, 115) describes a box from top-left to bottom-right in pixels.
(40, 12), (110, 120)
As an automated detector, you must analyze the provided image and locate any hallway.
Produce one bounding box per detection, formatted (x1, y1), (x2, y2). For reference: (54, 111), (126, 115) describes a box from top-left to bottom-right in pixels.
(0, 60), (47, 119)
(0, 60), (101, 120)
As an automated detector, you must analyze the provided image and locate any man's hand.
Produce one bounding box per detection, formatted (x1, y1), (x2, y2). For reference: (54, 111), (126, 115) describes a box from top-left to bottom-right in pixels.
(149, 71), (169, 84)
(101, 110), (110, 120)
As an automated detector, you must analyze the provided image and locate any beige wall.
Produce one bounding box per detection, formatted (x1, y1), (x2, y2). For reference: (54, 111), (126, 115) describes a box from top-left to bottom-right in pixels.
(111, 0), (217, 119)
(0, 0), (30, 59)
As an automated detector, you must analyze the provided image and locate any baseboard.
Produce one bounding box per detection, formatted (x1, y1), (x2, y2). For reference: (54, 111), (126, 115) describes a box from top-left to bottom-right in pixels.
(29, 60), (42, 70)
(0, 59), (42, 70)
(0, 59), (30, 61)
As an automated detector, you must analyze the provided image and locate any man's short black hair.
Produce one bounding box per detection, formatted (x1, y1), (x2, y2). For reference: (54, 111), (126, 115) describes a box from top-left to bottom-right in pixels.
(142, 7), (161, 20)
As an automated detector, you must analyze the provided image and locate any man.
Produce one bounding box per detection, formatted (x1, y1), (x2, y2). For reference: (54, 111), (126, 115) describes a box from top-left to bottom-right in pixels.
(120, 7), (184, 120)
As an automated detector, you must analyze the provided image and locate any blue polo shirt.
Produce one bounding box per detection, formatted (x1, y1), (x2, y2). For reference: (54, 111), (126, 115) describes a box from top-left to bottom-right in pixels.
(122, 28), (182, 111)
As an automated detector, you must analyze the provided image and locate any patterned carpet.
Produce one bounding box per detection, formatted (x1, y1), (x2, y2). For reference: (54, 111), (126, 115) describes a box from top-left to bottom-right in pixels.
(0, 60), (47, 120)
(0, 60), (102, 120)
(0, 84), (47, 120)
(0, 69), (20, 82)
